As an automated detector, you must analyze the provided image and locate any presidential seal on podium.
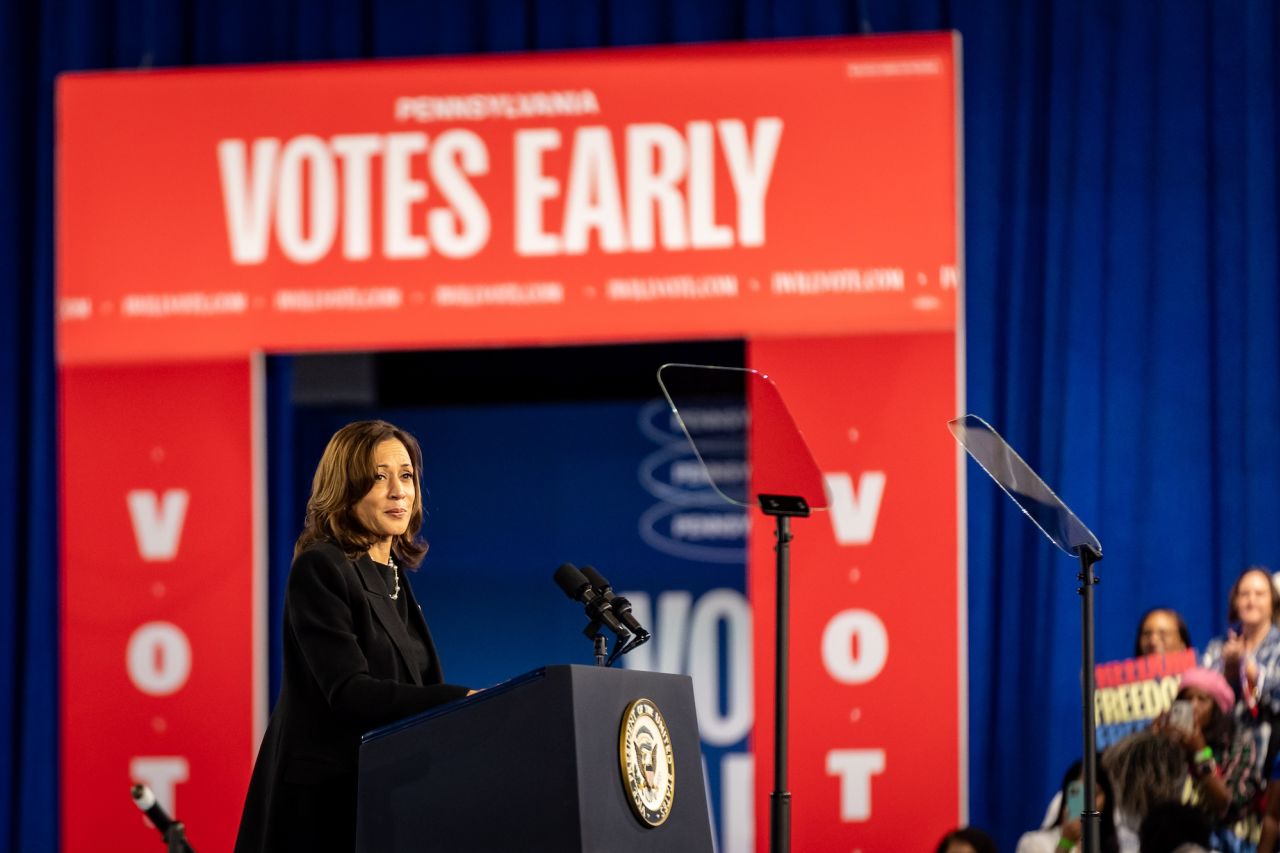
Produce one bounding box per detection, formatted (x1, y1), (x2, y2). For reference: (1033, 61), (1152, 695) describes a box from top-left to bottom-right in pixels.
(619, 697), (676, 827)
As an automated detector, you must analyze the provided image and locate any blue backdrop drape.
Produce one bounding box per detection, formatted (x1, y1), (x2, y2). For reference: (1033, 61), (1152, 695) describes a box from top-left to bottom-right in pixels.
(5, 1), (1280, 850)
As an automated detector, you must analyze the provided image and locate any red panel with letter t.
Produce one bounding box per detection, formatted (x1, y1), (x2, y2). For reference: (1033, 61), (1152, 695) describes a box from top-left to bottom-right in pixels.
(59, 359), (263, 853)
(748, 333), (961, 850)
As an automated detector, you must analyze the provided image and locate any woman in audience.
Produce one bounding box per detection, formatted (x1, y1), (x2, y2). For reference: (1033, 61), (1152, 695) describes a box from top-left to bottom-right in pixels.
(1256, 751), (1280, 852)
(1135, 607), (1192, 657)
(935, 826), (998, 853)
(1103, 729), (1187, 849)
(1202, 567), (1280, 721)
(1159, 668), (1263, 849)
(1016, 759), (1121, 853)
(1138, 801), (1212, 853)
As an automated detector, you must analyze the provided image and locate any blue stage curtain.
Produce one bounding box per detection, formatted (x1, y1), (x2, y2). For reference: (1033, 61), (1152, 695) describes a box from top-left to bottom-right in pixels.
(956, 3), (1280, 847)
(5, 1), (1279, 850)
(1, 3), (60, 853)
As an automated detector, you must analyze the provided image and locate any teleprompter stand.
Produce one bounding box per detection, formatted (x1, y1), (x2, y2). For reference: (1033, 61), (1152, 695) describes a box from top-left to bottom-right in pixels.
(948, 414), (1105, 853)
(656, 364), (830, 853)
(1077, 543), (1102, 853)
(758, 494), (812, 853)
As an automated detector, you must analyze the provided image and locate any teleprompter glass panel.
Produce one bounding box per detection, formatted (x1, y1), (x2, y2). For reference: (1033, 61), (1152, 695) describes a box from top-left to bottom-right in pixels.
(948, 414), (1101, 557)
(658, 364), (827, 510)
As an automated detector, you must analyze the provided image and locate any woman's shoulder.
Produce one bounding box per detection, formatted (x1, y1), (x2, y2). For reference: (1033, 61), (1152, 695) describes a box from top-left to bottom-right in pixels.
(1014, 828), (1059, 853)
(290, 540), (360, 586)
(1249, 627), (1280, 674)
(295, 539), (350, 562)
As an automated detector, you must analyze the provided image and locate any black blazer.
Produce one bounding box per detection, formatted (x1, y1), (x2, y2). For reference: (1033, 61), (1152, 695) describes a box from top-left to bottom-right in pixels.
(234, 541), (469, 853)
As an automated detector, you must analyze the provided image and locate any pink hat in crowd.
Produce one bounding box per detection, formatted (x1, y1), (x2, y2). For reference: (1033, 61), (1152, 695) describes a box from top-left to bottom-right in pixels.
(1179, 667), (1235, 714)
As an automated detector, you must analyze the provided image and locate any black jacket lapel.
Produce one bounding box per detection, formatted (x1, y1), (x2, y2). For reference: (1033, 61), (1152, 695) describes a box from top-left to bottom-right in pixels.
(403, 580), (446, 684)
(353, 553), (424, 686)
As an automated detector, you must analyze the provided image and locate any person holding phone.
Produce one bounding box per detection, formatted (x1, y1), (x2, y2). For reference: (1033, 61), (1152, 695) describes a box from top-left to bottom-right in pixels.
(1140, 667), (1264, 851)
(1015, 759), (1121, 853)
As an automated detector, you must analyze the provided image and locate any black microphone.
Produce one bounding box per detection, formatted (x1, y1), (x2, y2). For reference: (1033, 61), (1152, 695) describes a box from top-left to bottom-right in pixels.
(131, 784), (174, 834)
(554, 563), (630, 639)
(580, 565), (650, 642)
(131, 784), (194, 851)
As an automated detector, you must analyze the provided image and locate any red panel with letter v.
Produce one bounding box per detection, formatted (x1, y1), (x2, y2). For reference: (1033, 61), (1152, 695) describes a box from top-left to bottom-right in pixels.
(748, 333), (962, 851)
(59, 359), (264, 853)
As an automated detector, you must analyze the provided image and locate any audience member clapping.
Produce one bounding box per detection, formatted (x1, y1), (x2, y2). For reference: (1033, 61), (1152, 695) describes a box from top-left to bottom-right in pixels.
(1202, 567), (1280, 720)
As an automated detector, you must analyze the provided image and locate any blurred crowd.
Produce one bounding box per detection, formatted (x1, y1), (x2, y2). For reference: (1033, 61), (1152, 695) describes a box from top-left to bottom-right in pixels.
(938, 566), (1280, 853)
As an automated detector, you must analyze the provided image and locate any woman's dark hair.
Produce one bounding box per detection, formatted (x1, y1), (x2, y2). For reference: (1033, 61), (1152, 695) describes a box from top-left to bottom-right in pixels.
(1055, 759), (1120, 853)
(934, 826), (997, 853)
(1132, 607), (1192, 657)
(1225, 565), (1280, 627)
(1175, 684), (1233, 754)
(1101, 731), (1185, 828)
(295, 420), (428, 566)
(1138, 800), (1211, 853)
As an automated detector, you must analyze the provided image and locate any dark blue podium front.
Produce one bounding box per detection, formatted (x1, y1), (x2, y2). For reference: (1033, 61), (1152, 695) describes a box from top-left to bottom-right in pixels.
(356, 664), (715, 852)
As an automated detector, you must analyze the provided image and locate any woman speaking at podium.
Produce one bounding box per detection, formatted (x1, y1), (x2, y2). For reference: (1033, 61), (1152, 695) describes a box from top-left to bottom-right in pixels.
(235, 420), (474, 853)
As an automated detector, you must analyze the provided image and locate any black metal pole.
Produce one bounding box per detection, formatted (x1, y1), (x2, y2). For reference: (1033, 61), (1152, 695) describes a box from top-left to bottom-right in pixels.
(1078, 544), (1101, 853)
(592, 634), (607, 667)
(770, 513), (792, 853)
(164, 821), (195, 853)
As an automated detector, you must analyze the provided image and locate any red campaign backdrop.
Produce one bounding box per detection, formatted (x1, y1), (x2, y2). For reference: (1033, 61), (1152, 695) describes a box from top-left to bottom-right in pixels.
(56, 34), (961, 852)
(57, 35), (957, 363)
(59, 361), (263, 853)
(749, 334), (961, 849)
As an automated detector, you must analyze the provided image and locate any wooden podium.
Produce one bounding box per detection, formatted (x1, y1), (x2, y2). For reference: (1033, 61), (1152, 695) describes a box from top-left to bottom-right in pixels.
(355, 664), (715, 852)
